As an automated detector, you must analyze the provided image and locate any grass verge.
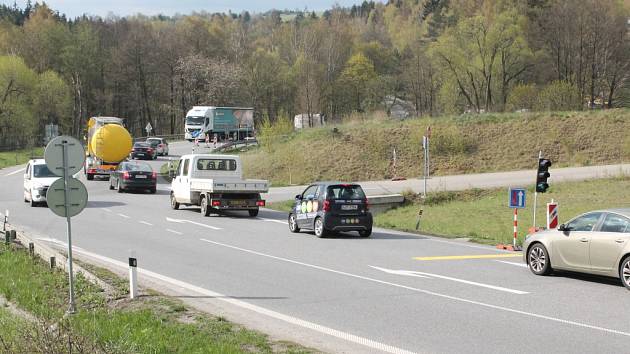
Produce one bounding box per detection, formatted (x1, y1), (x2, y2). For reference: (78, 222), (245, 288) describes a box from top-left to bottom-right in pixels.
(0, 243), (313, 353)
(374, 176), (630, 245)
(0, 147), (44, 169)
(242, 109), (630, 185)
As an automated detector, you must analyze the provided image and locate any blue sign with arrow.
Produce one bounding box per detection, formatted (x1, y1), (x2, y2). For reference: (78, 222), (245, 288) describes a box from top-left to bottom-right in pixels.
(508, 188), (526, 209)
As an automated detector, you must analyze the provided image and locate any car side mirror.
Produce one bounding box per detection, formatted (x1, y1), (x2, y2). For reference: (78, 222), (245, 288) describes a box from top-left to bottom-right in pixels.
(295, 194), (302, 200)
(558, 224), (568, 232)
(168, 170), (175, 178)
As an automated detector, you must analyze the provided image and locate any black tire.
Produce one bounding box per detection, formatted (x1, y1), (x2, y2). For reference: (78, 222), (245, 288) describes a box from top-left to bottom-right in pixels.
(314, 217), (327, 238)
(87, 173), (94, 181)
(117, 180), (124, 193)
(527, 243), (552, 276)
(288, 214), (300, 233)
(109, 180), (114, 190)
(149, 187), (156, 194)
(619, 256), (630, 290)
(200, 197), (210, 216)
(248, 208), (259, 217)
(359, 229), (372, 238)
(170, 193), (179, 210)
(30, 199), (37, 207)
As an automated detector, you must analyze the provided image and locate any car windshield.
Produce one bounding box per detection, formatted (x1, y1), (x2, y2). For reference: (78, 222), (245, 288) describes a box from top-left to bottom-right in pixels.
(134, 143), (149, 148)
(186, 116), (204, 126)
(33, 164), (56, 178)
(327, 185), (366, 200)
(125, 163), (152, 172)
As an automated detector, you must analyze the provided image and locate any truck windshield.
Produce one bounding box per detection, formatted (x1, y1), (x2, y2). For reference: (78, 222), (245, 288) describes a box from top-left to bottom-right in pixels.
(185, 116), (204, 126)
(33, 164), (57, 178)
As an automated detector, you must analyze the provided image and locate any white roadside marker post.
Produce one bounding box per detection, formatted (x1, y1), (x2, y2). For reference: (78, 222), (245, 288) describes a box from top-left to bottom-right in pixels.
(129, 253), (138, 299)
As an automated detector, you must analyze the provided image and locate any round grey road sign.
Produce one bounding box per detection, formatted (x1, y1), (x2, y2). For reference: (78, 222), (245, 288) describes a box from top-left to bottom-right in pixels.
(46, 177), (88, 218)
(45, 136), (85, 177)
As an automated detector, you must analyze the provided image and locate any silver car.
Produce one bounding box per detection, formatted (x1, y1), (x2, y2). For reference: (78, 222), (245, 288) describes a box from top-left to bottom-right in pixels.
(523, 209), (630, 289)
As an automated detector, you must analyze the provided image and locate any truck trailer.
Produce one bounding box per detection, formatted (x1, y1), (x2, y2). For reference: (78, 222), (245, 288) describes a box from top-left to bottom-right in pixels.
(184, 106), (254, 141)
(85, 117), (133, 180)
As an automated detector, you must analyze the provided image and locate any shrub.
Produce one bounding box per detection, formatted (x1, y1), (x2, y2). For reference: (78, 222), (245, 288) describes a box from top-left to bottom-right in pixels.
(506, 83), (537, 111)
(536, 80), (581, 111)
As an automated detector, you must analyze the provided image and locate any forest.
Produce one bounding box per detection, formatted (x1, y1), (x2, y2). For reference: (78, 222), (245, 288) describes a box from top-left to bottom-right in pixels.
(0, 0), (628, 147)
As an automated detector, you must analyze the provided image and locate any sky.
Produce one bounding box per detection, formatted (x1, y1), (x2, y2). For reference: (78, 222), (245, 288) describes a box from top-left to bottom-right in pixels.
(3, 0), (367, 18)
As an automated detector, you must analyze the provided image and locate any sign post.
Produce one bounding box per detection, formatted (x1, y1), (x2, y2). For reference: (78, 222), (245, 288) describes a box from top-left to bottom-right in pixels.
(44, 136), (87, 314)
(422, 126), (431, 198)
(508, 188), (526, 249)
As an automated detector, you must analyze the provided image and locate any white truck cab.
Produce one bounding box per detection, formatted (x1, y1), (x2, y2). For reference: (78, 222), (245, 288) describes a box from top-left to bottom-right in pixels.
(170, 154), (269, 217)
(24, 159), (59, 207)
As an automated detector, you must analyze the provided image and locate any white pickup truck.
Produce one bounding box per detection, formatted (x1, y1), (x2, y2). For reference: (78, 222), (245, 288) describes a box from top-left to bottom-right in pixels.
(169, 154), (269, 217)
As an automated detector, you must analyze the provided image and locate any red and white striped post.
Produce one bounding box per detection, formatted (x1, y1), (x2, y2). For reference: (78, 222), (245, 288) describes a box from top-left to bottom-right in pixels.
(547, 200), (558, 229)
(513, 208), (518, 248)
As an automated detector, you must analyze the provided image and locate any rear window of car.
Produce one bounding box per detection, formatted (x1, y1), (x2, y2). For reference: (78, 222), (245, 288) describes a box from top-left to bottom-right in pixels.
(195, 159), (237, 171)
(147, 139), (160, 146)
(125, 163), (152, 172)
(134, 142), (149, 148)
(326, 185), (366, 200)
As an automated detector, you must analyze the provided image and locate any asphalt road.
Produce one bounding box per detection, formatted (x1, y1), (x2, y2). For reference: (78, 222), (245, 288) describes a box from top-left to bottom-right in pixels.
(2, 142), (630, 353)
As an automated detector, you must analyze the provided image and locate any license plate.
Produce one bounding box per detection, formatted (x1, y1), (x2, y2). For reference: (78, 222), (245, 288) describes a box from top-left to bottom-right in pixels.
(341, 205), (358, 210)
(228, 200), (246, 206)
(135, 175), (147, 179)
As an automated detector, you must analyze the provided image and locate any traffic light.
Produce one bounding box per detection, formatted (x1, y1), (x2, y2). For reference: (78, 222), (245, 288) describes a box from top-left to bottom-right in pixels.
(536, 158), (552, 193)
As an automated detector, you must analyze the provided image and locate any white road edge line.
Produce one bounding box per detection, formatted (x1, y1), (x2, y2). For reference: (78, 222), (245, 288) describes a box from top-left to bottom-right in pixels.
(257, 217), (288, 225)
(117, 213), (130, 219)
(4, 167), (25, 176)
(494, 260), (528, 268)
(103, 208), (113, 213)
(43, 241), (415, 354)
(199, 237), (630, 338)
(139, 221), (153, 226)
(166, 229), (183, 235)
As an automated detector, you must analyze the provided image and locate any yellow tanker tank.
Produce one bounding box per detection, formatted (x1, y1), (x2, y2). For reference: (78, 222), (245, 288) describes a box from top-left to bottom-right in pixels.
(89, 124), (132, 163)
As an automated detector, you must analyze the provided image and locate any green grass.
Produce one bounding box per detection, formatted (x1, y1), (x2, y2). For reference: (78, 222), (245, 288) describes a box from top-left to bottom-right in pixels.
(374, 176), (630, 245)
(0, 147), (44, 169)
(267, 200), (295, 213)
(0, 243), (313, 353)
(242, 109), (630, 185)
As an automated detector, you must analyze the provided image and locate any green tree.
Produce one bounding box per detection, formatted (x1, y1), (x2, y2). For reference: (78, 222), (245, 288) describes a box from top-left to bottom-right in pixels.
(340, 53), (377, 112)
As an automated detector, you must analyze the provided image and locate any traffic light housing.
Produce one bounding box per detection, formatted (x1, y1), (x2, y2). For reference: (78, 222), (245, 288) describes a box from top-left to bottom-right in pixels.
(536, 158), (552, 193)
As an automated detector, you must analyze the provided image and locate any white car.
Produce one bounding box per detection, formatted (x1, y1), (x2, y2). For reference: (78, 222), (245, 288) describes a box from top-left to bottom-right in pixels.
(23, 159), (59, 207)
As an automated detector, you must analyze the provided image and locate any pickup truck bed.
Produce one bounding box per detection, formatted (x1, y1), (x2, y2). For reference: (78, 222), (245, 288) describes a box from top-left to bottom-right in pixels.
(190, 177), (268, 193)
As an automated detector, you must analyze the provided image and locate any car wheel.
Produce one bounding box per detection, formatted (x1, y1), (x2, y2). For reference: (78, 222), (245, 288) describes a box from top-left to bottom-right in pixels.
(87, 173), (94, 181)
(109, 179), (114, 190)
(528, 243), (552, 276)
(200, 196), (210, 216)
(620, 256), (630, 290)
(170, 193), (179, 210)
(288, 214), (300, 233)
(248, 208), (259, 217)
(149, 187), (156, 194)
(359, 229), (372, 238)
(117, 180), (124, 193)
(30, 197), (37, 207)
(314, 217), (327, 238)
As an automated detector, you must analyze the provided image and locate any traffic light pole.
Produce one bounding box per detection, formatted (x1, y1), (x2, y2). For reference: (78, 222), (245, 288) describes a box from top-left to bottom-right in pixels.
(533, 150), (542, 228)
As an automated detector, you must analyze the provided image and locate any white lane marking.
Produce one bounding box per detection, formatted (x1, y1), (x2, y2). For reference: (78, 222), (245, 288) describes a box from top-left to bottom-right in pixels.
(198, 238), (630, 338)
(495, 260), (528, 268)
(36, 237), (84, 251)
(257, 217), (288, 225)
(139, 221), (153, 226)
(166, 217), (221, 230)
(4, 167), (25, 176)
(117, 213), (130, 219)
(370, 266), (528, 295)
(54, 243), (415, 354)
(166, 229), (183, 235)
(103, 208), (113, 213)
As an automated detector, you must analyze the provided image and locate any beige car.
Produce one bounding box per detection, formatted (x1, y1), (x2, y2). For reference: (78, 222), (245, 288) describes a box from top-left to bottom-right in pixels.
(523, 209), (630, 289)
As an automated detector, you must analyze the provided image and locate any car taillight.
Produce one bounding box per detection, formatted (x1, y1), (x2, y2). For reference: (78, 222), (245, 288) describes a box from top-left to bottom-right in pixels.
(87, 168), (96, 174)
(364, 198), (370, 210)
(256, 200), (266, 207)
(159, 144), (164, 147)
(147, 148), (153, 152)
(211, 200), (221, 207)
(323, 200), (331, 212)
(151, 172), (157, 179)
(123, 171), (130, 180)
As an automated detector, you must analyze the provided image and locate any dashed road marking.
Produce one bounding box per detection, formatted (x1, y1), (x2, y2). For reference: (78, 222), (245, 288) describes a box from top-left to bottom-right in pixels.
(139, 221), (153, 226)
(166, 217), (221, 230)
(166, 229), (183, 235)
(103, 208), (113, 213)
(258, 217), (288, 225)
(494, 260), (528, 268)
(117, 213), (130, 219)
(414, 254), (522, 261)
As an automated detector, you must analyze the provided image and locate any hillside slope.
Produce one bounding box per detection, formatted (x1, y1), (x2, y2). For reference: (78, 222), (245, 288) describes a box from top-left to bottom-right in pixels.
(242, 110), (630, 186)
